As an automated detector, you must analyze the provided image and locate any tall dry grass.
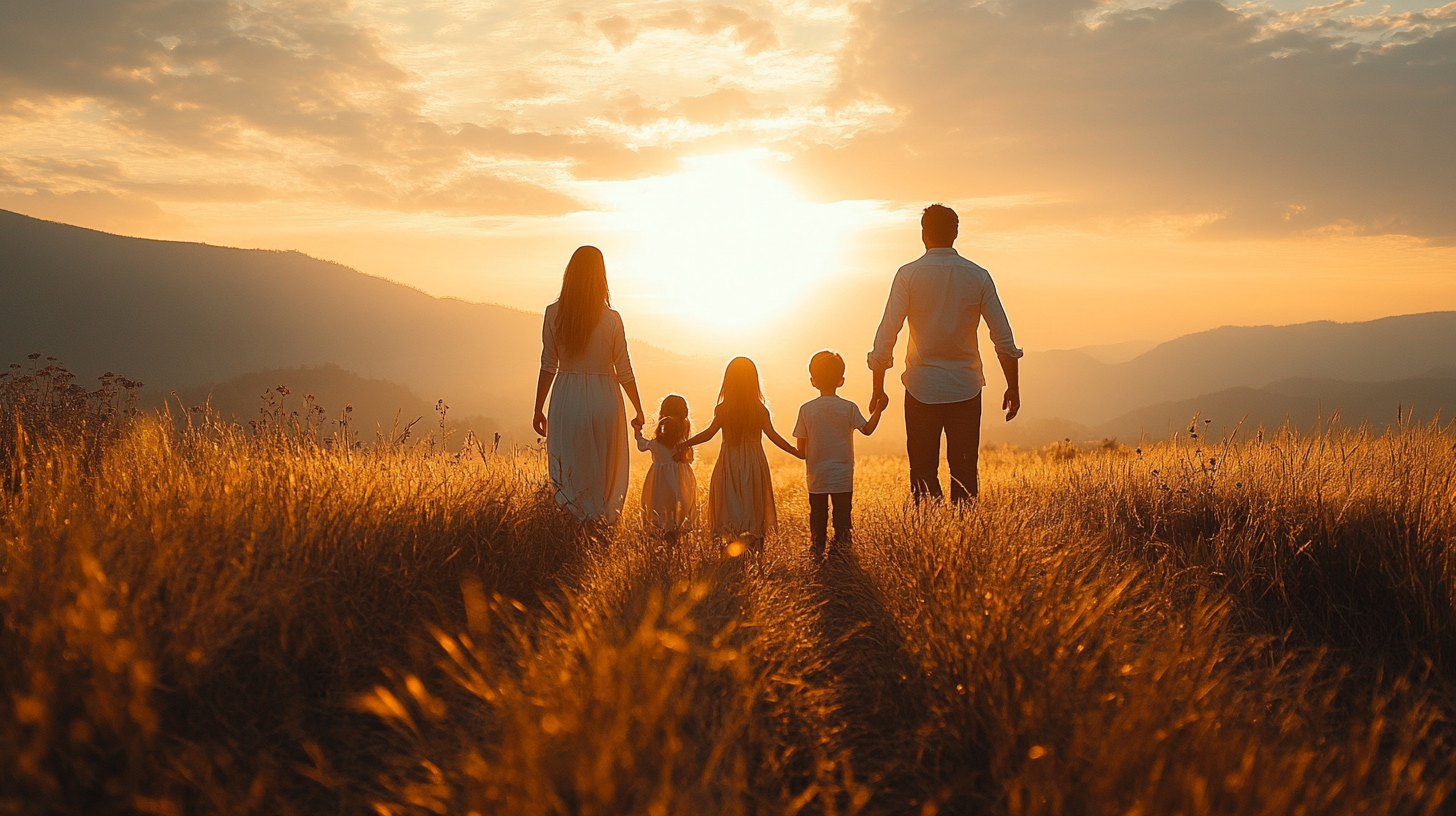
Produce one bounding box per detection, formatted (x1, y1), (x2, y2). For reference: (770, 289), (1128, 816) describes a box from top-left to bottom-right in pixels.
(2, 364), (1454, 814)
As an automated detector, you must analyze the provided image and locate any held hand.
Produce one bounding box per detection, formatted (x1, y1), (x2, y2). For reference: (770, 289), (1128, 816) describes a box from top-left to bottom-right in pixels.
(1002, 388), (1021, 422)
(869, 389), (890, 415)
(631, 412), (645, 431)
(532, 410), (548, 437)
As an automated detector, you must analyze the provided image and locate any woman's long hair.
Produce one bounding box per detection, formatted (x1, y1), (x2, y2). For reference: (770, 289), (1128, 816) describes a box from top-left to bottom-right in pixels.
(554, 246), (610, 357)
(715, 357), (766, 433)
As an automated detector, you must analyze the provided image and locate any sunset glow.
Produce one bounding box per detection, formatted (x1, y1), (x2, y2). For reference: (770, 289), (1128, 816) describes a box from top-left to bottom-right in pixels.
(589, 152), (886, 327)
(0, 0), (1451, 356)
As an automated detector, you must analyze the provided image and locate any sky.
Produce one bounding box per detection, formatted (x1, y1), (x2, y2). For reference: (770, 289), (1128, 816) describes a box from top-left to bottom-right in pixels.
(2, 0), (1454, 362)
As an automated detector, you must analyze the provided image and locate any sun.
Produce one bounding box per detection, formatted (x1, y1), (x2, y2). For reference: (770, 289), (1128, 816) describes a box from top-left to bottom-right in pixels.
(587, 151), (881, 331)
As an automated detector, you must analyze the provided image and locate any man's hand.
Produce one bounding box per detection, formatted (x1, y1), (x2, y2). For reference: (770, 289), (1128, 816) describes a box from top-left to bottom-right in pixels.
(1002, 388), (1020, 422)
(868, 367), (890, 416)
(533, 410), (548, 437)
(869, 390), (890, 415)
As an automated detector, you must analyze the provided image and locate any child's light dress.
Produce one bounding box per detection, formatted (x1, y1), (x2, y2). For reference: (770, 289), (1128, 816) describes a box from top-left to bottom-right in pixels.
(637, 437), (698, 533)
(707, 405), (777, 540)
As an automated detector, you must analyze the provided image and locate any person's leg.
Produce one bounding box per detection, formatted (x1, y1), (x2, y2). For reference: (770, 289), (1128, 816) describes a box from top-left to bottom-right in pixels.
(945, 394), (983, 503)
(905, 393), (944, 502)
(830, 491), (853, 545)
(808, 492), (829, 558)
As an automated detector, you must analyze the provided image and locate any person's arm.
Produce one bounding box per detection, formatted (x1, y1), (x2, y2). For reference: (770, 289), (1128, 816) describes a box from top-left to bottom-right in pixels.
(791, 406), (808, 458)
(610, 312), (646, 430)
(859, 407), (882, 436)
(867, 270), (908, 415)
(533, 370), (554, 437)
(679, 418), (722, 451)
(998, 354), (1020, 421)
(634, 424), (651, 452)
(762, 412), (803, 459)
(981, 275), (1023, 422)
(621, 379), (646, 431)
(870, 369), (889, 415)
(534, 310), (558, 437)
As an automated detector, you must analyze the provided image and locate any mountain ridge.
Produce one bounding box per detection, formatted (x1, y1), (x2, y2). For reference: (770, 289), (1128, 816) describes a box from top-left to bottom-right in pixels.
(5, 207), (1453, 447)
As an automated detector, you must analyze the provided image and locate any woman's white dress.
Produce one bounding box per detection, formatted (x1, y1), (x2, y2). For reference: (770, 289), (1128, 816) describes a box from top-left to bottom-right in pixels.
(637, 436), (698, 533)
(541, 303), (634, 523)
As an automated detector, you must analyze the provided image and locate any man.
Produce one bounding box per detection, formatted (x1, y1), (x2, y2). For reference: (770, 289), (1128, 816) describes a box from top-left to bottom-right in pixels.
(867, 204), (1022, 502)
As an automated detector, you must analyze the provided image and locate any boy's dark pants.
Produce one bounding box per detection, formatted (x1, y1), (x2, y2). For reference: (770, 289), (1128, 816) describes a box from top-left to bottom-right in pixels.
(809, 492), (852, 554)
(905, 392), (982, 503)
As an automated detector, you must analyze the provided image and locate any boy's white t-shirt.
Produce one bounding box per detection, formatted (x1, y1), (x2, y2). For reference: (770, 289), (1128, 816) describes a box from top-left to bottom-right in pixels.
(792, 395), (868, 495)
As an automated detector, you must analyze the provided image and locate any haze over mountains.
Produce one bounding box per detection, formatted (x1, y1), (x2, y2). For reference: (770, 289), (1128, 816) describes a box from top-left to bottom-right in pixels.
(3, 208), (1452, 448)
(0, 208), (705, 440)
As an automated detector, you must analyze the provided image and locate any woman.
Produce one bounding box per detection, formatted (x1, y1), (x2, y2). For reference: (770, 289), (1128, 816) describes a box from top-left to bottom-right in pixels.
(533, 246), (645, 523)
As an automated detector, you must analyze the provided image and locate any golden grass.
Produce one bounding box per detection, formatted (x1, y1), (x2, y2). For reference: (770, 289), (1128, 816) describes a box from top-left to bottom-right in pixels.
(2, 376), (1455, 814)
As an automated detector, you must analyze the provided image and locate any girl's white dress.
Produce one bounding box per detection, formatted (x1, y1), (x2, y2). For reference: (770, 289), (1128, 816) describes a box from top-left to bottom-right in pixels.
(541, 303), (634, 523)
(708, 406), (777, 540)
(636, 436), (698, 533)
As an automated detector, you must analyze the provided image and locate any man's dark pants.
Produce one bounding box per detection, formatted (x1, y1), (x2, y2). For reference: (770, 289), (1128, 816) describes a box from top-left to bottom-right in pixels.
(809, 492), (852, 555)
(905, 392), (982, 503)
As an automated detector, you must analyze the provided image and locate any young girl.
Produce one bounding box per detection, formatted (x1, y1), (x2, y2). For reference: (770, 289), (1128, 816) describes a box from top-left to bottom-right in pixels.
(634, 394), (697, 536)
(679, 357), (802, 547)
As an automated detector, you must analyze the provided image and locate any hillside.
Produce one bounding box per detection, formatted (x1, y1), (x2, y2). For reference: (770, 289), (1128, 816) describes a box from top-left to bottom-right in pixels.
(168, 365), (501, 442)
(6, 207), (1454, 447)
(1092, 372), (1456, 442)
(0, 209), (714, 439)
(1014, 312), (1456, 428)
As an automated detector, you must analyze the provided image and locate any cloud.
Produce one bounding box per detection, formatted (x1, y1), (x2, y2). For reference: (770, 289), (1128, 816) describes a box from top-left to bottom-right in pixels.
(450, 124), (680, 179)
(0, 188), (169, 233)
(789, 0), (1456, 242)
(0, 0), (639, 221)
(0, 0), (416, 155)
(308, 163), (581, 217)
(594, 5), (780, 53)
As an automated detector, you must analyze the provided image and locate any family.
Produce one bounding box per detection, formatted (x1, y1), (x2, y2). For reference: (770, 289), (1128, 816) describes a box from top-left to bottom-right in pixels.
(531, 204), (1024, 558)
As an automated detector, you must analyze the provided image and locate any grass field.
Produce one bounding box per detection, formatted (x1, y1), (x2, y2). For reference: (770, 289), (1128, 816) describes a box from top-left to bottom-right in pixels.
(3, 362), (1456, 814)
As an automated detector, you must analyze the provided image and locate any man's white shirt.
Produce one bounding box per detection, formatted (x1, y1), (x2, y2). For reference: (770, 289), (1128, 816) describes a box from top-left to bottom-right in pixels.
(867, 247), (1023, 405)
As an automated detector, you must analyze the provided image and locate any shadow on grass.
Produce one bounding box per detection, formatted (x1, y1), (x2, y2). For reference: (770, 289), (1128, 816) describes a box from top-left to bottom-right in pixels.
(807, 543), (975, 814)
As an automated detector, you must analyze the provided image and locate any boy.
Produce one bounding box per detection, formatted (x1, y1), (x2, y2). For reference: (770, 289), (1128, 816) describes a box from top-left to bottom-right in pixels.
(793, 350), (883, 561)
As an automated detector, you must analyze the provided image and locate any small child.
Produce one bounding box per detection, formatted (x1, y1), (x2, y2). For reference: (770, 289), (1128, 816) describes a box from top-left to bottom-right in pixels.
(679, 356), (801, 549)
(793, 350), (882, 561)
(634, 394), (697, 537)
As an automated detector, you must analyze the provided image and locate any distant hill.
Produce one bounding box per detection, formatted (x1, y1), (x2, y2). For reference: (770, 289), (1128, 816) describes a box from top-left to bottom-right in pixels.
(6, 207), (1453, 448)
(991, 312), (1456, 444)
(1091, 373), (1456, 442)
(169, 364), (500, 443)
(0, 208), (703, 439)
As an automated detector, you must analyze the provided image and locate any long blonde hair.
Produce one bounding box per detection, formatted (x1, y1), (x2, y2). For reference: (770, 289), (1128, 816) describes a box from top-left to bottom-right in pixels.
(715, 357), (766, 433)
(554, 246), (610, 357)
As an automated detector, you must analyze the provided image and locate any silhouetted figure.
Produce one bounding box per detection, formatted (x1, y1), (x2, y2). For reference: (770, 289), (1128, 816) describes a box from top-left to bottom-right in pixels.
(793, 350), (883, 561)
(678, 357), (802, 551)
(533, 246), (646, 522)
(868, 205), (1023, 503)
(634, 394), (698, 538)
